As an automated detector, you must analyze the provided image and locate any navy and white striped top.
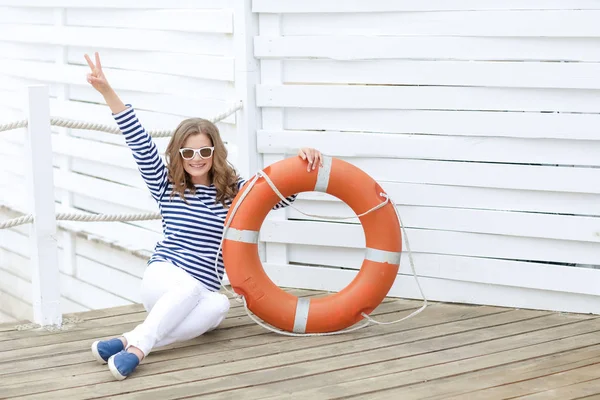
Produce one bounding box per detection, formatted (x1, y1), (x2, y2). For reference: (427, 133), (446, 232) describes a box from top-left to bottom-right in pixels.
(114, 105), (297, 291)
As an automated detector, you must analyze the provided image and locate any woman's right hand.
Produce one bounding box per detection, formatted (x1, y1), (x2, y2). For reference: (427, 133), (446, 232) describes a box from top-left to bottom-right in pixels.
(84, 51), (127, 114)
(84, 52), (111, 95)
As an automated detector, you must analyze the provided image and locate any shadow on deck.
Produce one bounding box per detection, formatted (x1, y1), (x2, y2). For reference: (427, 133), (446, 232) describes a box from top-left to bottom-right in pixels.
(1, 288), (599, 399)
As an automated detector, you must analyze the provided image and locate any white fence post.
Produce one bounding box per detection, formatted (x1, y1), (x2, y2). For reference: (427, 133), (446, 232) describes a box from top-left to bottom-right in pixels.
(233, 0), (261, 179)
(233, 0), (264, 259)
(258, 13), (290, 266)
(25, 85), (62, 327)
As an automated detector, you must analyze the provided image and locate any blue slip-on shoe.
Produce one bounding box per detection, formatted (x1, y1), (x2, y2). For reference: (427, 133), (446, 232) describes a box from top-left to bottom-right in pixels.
(91, 338), (124, 364)
(108, 350), (140, 380)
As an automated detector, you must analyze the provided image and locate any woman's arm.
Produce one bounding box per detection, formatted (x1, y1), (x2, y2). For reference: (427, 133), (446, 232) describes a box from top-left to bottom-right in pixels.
(236, 178), (297, 210)
(237, 148), (322, 209)
(85, 52), (168, 201)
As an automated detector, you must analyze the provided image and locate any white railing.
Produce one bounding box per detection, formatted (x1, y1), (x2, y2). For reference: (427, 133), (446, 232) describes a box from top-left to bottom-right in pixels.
(0, 85), (243, 327)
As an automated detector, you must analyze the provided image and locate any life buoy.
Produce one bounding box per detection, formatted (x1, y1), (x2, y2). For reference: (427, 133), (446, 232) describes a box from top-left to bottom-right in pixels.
(223, 156), (401, 333)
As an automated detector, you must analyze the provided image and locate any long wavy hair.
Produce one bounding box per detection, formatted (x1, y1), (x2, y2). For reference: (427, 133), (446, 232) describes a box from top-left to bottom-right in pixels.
(165, 118), (240, 207)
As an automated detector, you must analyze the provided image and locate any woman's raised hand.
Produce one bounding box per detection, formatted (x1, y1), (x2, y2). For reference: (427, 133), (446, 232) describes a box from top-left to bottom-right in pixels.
(84, 52), (111, 94)
(83, 52), (127, 114)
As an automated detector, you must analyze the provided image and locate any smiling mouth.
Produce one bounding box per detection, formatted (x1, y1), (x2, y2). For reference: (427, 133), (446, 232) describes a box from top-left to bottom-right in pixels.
(189, 163), (206, 168)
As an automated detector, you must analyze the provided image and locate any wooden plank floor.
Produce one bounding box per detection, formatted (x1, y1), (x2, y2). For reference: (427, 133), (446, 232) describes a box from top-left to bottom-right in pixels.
(1, 288), (599, 399)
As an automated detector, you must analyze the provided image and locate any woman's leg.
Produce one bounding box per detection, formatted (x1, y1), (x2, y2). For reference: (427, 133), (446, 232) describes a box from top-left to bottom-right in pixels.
(152, 288), (230, 349)
(91, 261), (180, 365)
(121, 261), (211, 357)
(94, 261), (229, 380)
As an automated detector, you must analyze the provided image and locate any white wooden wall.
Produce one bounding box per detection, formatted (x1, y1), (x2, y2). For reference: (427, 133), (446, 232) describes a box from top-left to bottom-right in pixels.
(1, 0), (600, 323)
(253, 0), (600, 314)
(0, 0), (241, 322)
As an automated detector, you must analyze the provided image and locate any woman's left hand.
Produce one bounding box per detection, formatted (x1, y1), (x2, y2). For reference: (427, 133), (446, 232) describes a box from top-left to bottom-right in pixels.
(298, 148), (323, 172)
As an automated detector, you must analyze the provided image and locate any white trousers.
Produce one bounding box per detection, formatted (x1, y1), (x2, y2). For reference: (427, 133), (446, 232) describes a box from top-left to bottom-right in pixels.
(123, 261), (230, 357)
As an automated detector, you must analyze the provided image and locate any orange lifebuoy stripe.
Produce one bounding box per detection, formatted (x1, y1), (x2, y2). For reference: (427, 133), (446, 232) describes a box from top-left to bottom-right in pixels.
(223, 156), (401, 333)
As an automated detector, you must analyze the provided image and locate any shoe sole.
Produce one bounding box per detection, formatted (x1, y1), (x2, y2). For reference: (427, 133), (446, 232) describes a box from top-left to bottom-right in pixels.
(108, 355), (128, 381)
(91, 341), (108, 364)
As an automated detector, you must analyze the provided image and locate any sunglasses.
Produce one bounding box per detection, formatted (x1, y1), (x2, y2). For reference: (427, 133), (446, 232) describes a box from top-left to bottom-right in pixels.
(179, 147), (214, 160)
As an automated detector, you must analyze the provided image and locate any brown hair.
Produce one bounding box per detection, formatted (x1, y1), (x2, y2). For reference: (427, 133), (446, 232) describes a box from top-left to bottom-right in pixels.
(165, 118), (240, 207)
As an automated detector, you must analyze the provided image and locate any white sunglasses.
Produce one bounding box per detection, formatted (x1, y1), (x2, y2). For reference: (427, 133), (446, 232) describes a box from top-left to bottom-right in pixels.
(179, 147), (214, 160)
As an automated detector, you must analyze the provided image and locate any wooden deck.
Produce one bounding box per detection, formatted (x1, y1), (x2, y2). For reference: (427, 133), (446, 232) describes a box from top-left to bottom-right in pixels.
(1, 288), (599, 399)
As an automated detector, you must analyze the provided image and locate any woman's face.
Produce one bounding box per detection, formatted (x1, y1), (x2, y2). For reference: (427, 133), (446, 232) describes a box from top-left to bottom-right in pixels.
(180, 132), (214, 185)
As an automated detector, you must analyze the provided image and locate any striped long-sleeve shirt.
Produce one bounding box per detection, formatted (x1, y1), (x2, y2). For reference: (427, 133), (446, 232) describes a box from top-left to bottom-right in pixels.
(114, 105), (297, 291)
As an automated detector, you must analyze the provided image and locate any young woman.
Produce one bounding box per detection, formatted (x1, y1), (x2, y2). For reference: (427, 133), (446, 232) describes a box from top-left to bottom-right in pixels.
(84, 52), (323, 380)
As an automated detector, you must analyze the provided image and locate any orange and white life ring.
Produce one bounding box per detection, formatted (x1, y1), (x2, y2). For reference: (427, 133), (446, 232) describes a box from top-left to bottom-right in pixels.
(223, 156), (401, 333)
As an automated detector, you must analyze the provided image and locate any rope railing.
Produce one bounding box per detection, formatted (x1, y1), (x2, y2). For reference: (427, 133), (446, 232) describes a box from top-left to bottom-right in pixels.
(0, 101), (243, 137)
(0, 101), (243, 230)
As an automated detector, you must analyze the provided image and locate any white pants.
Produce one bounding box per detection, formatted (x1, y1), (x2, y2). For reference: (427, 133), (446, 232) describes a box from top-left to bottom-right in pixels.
(123, 261), (230, 357)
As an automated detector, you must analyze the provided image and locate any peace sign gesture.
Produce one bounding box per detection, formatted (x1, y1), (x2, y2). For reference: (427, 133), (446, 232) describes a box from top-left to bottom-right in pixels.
(84, 52), (111, 94)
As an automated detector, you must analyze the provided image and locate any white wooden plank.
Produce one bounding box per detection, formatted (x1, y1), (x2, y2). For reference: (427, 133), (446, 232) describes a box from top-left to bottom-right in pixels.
(0, 269), (32, 305)
(260, 220), (600, 265)
(69, 86), (232, 120)
(284, 60), (600, 90)
(51, 134), (144, 170)
(254, 36), (600, 62)
(263, 263), (600, 314)
(0, 0), (233, 8)
(0, 88), (30, 112)
(59, 273), (132, 310)
(0, 310), (17, 324)
(69, 159), (147, 190)
(284, 203), (600, 243)
(0, 248), (31, 281)
(66, 9), (233, 33)
(282, 11), (600, 37)
(306, 157), (600, 195)
(52, 169), (159, 213)
(253, 0), (600, 12)
(295, 184), (600, 217)
(67, 47), (234, 81)
(75, 256), (141, 303)
(60, 297), (89, 314)
(0, 229), (29, 258)
(75, 236), (149, 279)
(257, 84), (600, 113)
(0, 106), (24, 123)
(285, 247), (600, 296)
(0, 291), (31, 322)
(0, 7), (54, 24)
(0, 42), (56, 62)
(284, 108), (600, 140)
(0, 60), (234, 97)
(258, 130), (600, 166)
(0, 74), (44, 93)
(0, 25), (232, 56)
